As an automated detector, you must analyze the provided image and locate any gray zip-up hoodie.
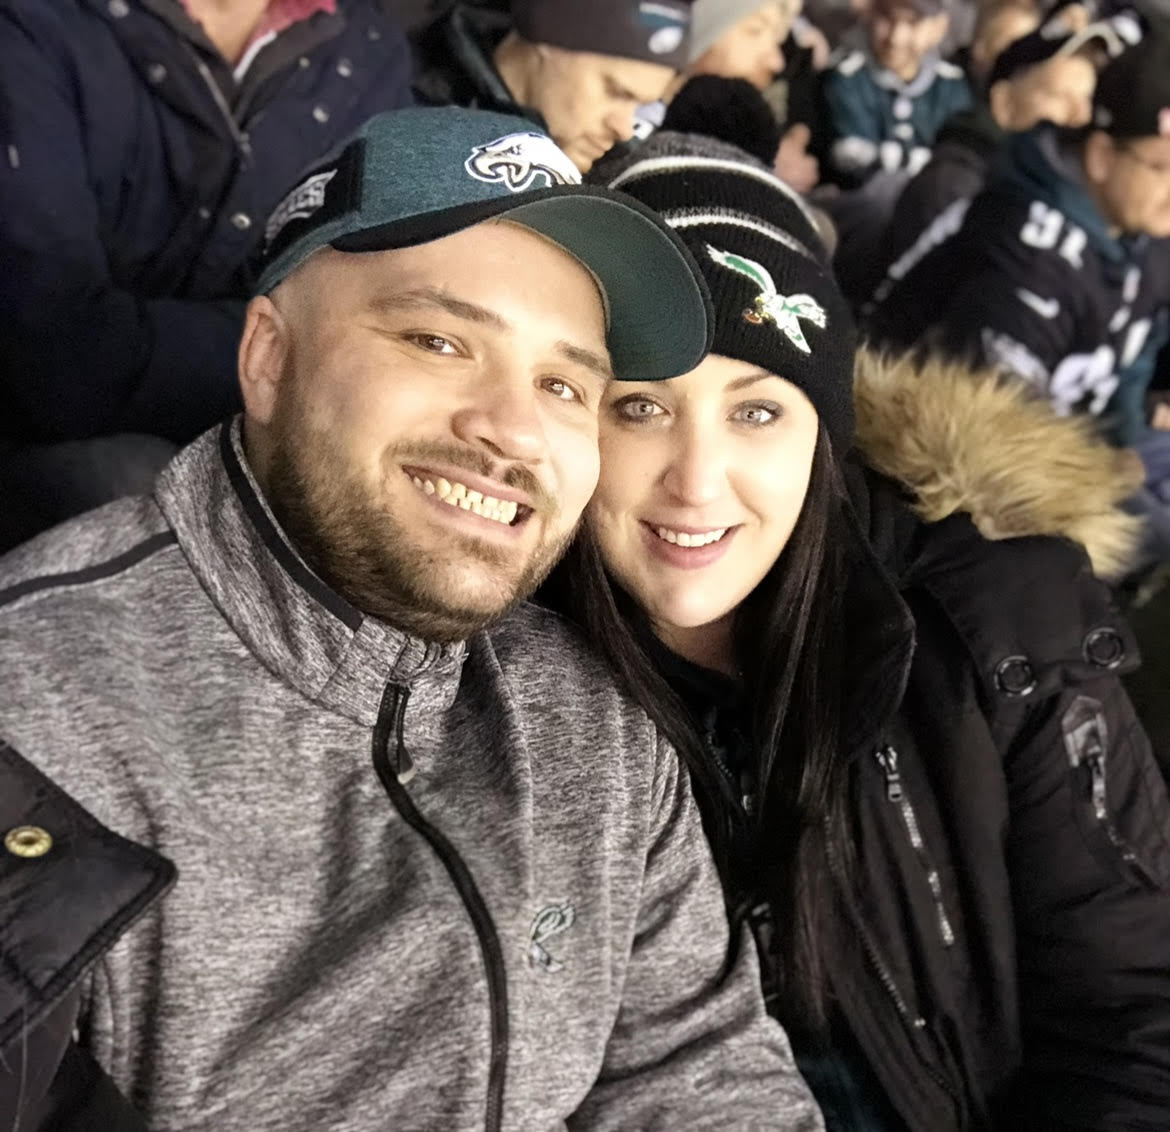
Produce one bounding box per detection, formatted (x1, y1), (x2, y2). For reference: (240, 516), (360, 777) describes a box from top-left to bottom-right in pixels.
(0, 421), (821, 1131)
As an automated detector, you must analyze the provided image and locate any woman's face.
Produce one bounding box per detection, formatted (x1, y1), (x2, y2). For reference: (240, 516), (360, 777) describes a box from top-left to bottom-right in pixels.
(588, 353), (820, 650)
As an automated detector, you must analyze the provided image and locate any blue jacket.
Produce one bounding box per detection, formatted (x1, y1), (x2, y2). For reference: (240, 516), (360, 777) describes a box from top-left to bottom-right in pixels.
(0, 0), (412, 444)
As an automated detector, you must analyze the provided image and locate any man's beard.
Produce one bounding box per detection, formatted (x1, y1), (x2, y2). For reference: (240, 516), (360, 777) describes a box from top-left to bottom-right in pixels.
(263, 387), (575, 644)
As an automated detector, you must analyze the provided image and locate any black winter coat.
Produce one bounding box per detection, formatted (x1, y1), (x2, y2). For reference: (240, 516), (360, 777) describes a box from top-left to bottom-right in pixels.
(665, 353), (1170, 1130)
(0, 0), (412, 445)
(0, 741), (174, 1130)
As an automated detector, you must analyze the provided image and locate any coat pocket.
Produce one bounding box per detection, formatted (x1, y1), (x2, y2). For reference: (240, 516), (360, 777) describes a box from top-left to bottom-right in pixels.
(1062, 694), (1168, 891)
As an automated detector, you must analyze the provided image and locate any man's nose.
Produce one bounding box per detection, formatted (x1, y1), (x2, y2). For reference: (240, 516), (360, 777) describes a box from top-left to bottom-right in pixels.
(451, 377), (547, 465)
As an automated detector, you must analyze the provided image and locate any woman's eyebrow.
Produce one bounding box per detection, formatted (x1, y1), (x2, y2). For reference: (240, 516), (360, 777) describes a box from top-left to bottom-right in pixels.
(725, 371), (777, 392)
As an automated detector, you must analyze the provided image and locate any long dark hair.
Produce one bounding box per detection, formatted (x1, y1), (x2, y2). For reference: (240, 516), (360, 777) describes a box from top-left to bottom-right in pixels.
(555, 425), (851, 1039)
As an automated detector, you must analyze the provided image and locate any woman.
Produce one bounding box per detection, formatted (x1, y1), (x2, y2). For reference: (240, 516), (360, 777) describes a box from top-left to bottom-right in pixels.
(551, 135), (1170, 1130)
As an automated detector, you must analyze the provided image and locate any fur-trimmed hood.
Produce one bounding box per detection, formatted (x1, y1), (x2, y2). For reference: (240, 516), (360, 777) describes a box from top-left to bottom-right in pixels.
(853, 350), (1144, 580)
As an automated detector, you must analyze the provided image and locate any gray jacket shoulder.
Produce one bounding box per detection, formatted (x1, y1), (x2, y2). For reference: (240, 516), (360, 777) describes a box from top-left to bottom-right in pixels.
(0, 496), (178, 616)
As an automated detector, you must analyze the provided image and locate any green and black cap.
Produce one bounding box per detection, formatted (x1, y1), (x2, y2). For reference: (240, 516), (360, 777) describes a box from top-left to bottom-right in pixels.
(255, 106), (713, 381)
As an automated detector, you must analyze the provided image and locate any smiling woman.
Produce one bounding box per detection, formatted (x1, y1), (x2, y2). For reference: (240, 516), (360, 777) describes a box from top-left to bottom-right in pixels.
(543, 131), (1170, 1130)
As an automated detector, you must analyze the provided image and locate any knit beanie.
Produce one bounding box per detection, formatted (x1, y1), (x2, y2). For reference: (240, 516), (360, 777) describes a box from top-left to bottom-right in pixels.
(589, 132), (856, 454)
(689, 0), (777, 61)
(661, 75), (783, 166)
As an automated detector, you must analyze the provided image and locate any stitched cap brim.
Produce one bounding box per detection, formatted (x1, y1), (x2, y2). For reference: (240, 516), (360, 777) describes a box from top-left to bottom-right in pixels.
(330, 186), (713, 381)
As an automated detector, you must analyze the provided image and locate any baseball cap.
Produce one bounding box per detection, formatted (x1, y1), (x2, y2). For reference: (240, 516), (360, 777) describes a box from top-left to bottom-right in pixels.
(512, 0), (693, 67)
(988, 11), (1140, 87)
(1093, 31), (1170, 137)
(255, 107), (713, 382)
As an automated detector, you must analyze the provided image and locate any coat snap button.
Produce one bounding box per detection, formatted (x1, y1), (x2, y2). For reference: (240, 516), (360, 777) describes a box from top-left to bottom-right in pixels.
(995, 655), (1037, 697)
(147, 62), (167, 84)
(312, 104), (330, 123)
(336, 58), (353, 78)
(367, 25), (381, 40)
(230, 211), (252, 231)
(1084, 627), (1126, 669)
(5, 826), (53, 858)
(108, 0), (129, 16)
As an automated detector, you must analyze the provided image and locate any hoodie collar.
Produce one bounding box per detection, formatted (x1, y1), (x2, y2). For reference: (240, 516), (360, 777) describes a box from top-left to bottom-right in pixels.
(154, 420), (467, 726)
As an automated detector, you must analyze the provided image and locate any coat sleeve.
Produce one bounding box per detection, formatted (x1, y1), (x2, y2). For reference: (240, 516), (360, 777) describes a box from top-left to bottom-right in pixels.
(568, 734), (824, 1131)
(0, 739), (175, 1131)
(1002, 677), (1170, 1129)
(0, 11), (245, 444)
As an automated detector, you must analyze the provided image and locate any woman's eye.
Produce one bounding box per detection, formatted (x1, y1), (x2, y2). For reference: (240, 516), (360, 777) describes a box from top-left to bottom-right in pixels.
(542, 377), (581, 402)
(615, 397), (664, 420)
(734, 403), (781, 425)
(408, 333), (459, 355)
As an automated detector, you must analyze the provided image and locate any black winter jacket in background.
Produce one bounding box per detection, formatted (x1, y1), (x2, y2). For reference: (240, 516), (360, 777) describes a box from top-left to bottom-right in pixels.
(0, 0), (412, 446)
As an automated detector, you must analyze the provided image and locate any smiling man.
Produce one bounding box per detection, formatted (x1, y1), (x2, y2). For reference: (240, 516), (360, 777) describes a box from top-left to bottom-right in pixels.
(0, 107), (824, 1132)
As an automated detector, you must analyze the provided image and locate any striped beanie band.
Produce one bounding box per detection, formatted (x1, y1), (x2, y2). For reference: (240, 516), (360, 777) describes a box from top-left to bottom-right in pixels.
(589, 133), (856, 455)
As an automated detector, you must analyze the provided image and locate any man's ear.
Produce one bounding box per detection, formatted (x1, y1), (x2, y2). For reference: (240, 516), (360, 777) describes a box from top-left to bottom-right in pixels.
(238, 294), (290, 426)
(1082, 130), (1113, 186)
(988, 79), (1013, 129)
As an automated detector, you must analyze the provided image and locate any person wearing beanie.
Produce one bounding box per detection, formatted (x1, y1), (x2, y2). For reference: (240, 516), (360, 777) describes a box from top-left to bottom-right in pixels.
(545, 131), (1170, 1130)
(411, 0), (692, 171)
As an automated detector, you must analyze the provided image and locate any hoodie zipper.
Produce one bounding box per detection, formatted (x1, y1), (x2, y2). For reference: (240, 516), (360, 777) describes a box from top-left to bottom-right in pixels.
(372, 683), (509, 1132)
(874, 746), (956, 947)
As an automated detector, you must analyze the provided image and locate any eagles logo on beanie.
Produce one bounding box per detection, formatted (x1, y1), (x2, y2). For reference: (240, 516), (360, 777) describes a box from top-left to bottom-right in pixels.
(591, 132), (857, 455)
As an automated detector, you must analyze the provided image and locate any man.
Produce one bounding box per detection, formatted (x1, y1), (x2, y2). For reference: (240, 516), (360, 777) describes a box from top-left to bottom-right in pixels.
(821, 0), (972, 186)
(0, 0), (414, 549)
(867, 33), (1170, 556)
(0, 107), (821, 1131)
(411, 0), (691, 172)
(875, 13), (1134, 297)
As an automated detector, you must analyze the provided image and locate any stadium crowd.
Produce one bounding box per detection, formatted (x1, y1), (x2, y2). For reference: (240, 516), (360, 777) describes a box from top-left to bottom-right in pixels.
(2, 0), (1169, 1129)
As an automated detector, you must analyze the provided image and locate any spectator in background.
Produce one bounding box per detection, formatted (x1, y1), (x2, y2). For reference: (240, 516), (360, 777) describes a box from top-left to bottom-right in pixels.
(0, 0), (414, 551)
(868, 31), (1170, 559)
(411, 0), (691, 173)
(876, 13), (1132, 296)
(686, 0), (822, 190)
(960, 0), (1041, 85)
(821, 0), (972, 187)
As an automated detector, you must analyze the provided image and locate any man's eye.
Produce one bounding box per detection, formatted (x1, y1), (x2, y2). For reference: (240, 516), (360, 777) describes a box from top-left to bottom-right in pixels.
(542, 377), (581, 402)
(614, 397), (664, 420)
(407, 333), (459, 355)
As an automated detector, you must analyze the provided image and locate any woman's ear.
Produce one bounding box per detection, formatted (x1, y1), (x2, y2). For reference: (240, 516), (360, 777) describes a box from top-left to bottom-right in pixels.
(238, 295), (290, 427)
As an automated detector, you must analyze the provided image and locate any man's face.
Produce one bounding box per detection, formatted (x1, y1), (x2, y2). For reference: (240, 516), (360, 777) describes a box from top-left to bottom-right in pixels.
(691, 1), (788, 90)
(532, 48), (676, 171)
(1086, 132), (1170, 239)
(994, 54), (1097, 131)
(870, 4), (948, 80)
(241, 222), (611, 642)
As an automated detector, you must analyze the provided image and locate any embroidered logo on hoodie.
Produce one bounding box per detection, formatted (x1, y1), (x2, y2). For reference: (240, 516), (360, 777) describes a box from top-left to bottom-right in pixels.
(528, 902), (576, 972)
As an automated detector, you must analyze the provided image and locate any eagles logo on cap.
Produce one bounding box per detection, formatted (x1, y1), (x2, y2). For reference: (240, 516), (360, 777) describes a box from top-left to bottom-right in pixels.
(464, 133), (583, 193)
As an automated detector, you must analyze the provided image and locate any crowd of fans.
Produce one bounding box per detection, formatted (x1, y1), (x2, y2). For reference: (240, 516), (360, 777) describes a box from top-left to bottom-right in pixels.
(2, 0), (1170, 1128)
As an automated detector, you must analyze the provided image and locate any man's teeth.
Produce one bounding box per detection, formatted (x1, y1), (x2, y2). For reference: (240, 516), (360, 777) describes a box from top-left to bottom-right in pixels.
(412, 476), (519, 525)
(654, 526), (728, 548)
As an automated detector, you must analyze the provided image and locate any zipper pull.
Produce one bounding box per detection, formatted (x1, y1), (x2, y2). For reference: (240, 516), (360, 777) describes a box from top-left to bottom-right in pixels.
(875, 745), (903, 802)
(1086, 748), (1107, 821)
(392, 686), (416, 785)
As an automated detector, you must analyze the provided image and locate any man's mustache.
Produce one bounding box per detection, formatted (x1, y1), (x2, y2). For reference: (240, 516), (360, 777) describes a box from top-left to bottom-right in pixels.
(389, 441), (558, 516)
